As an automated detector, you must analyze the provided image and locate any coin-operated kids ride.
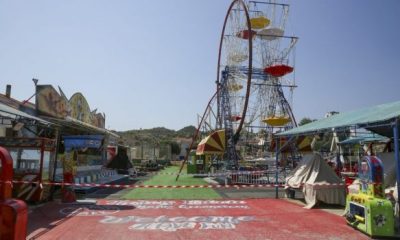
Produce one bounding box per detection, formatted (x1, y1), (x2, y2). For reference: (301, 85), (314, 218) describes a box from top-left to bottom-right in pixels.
(0, 146), (28, 240)
(345, 156), (394, 237)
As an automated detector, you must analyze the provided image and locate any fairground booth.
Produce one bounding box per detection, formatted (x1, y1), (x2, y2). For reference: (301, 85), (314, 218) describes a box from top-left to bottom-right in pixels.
(34, 85), (122, 196)
(0, 84), (122, 202)
(188, 129), (225, 174)
(0, 97), (55, 202)
(277, 100), (400, 237)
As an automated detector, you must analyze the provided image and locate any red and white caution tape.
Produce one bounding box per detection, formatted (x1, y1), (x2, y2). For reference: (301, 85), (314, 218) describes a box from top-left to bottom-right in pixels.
(4, 180), (284, 189)
(2, 180), (346, 190)
(103, 168), (280, 177)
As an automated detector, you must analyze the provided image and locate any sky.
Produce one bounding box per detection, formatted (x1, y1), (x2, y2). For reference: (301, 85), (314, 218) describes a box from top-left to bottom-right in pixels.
(0, 0), (399, 131)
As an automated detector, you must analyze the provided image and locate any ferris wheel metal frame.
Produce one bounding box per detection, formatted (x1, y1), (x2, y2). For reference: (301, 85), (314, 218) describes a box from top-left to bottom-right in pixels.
(177, 0), (299, 179)
(216, 0), (253, 169)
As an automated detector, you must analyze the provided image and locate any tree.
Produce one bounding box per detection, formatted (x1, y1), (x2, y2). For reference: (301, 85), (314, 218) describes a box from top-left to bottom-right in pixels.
(170, 141), (181, 155)
(298, 117), (314, 126)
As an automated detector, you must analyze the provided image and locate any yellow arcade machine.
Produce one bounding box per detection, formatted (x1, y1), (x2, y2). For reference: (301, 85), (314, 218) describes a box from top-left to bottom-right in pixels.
(345, 156), (394, 237)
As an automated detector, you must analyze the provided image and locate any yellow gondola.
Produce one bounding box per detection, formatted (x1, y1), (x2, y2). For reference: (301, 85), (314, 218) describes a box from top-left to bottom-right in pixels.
(228, 83), (243, 91)
(262, 116), (291, 126)
(228, 52), (248, 63)
(250, 16), (270, 29)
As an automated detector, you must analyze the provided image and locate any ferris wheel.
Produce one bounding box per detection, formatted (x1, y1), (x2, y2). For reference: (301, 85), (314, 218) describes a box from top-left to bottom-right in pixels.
(186, 0), (298, 171)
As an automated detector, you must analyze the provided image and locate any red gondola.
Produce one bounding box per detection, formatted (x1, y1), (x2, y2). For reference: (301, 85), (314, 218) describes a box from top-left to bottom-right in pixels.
(231, 115), (242, 122)
(236, 30), (256, 39)
(264, 64), (294, 77)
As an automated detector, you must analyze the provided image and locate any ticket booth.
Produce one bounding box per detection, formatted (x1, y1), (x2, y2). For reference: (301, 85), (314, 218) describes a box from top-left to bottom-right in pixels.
(193, 130), (225, 174)
(187, 150), (208, 174)
(345, 156), (394, 237)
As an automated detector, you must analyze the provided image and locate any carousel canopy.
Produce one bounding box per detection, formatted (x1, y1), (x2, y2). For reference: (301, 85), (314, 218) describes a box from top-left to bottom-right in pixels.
(196, 130), (225, 155)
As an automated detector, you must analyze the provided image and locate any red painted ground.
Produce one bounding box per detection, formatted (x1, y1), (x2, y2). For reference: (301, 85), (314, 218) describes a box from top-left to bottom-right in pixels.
(27, 199), (369, 240)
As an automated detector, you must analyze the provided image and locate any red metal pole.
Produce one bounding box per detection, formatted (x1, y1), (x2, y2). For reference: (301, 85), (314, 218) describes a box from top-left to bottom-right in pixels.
(0, 147), (13, 200)
(0, 146), (28, 240)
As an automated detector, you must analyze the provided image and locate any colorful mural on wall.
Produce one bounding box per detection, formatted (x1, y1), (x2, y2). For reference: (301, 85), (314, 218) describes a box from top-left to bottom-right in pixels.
(36, 85), (105, 128)
(36, 85), (69, 118)
(69, 93), (91, 124)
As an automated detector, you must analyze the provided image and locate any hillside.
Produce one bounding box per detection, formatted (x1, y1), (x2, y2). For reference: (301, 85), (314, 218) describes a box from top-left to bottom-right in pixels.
(118, 126), (196, 146)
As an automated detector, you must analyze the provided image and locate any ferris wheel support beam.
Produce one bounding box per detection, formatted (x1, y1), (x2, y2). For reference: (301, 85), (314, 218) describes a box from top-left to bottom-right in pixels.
(176, 89), (220, 181)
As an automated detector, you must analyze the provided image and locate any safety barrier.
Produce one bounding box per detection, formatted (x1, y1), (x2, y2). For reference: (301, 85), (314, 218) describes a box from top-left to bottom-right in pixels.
(229, 170), (289, 185)
(1, 180), (345, 190)
(103, 167), (275, 177)
(2, 180), (283, 189)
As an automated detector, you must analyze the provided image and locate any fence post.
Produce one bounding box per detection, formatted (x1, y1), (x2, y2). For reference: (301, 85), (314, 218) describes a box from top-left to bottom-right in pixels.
(275, 137), (280, 199)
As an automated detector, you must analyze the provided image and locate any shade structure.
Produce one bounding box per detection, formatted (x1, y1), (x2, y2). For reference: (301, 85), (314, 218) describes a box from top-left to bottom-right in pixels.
(236, 30), (257, 39)
(264, 64), (294, 77)
(0, 102), (51, 126)
(250, 16), (270, 29)
(277, 100), (400, 138)
(262, 116), (291, 126)
(196, 130), (225, 155)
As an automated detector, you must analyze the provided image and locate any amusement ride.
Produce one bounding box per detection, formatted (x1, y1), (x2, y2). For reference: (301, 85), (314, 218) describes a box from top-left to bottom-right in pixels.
(178, 0), (298, 178)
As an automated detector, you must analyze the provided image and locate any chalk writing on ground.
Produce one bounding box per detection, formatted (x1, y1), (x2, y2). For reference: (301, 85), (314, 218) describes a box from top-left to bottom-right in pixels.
(60, 205), (120, 216)
(100, 215), (255, 232)
(104, 200), (250, 209)
(105, 200), (176, 209)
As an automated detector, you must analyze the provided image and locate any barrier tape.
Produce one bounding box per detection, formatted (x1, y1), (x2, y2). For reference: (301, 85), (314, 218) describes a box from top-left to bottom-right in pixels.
(103, 168), (284, 177)
(3, 180), (285, 189)
(1, 180), (345, 190)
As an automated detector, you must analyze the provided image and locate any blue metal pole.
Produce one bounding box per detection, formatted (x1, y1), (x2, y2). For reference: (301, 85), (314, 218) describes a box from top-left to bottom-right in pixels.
(275, 137), (280, 199)
(393, 120), (400, 219)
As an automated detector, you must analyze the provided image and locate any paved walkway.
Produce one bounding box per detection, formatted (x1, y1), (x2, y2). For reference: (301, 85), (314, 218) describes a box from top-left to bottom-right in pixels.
(27, 198), (369, 240)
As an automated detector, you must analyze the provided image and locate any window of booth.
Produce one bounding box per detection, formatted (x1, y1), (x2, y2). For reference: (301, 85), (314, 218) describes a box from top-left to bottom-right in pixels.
(7, 148), (51, 180)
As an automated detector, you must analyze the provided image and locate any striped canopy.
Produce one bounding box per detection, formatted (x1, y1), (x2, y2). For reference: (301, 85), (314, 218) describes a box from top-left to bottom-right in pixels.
(196, 130), (225, 155)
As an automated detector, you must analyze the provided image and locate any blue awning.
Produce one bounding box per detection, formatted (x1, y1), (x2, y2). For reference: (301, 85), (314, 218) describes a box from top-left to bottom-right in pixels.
(63, 135), (104, 151)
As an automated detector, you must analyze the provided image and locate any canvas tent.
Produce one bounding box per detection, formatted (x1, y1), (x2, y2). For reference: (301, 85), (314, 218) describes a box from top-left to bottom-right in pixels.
(285, 153), (346, 209)
(278, 101), (400, 213)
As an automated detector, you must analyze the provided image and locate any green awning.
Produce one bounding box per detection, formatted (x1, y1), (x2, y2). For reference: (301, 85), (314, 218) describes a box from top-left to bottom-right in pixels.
(338, 135), (389, 145)
(277, 101), (400, 137)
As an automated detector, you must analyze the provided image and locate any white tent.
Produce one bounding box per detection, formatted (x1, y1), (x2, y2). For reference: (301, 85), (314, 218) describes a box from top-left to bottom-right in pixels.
(285, 153), (346, 209)
(376, 152), (397, 188)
